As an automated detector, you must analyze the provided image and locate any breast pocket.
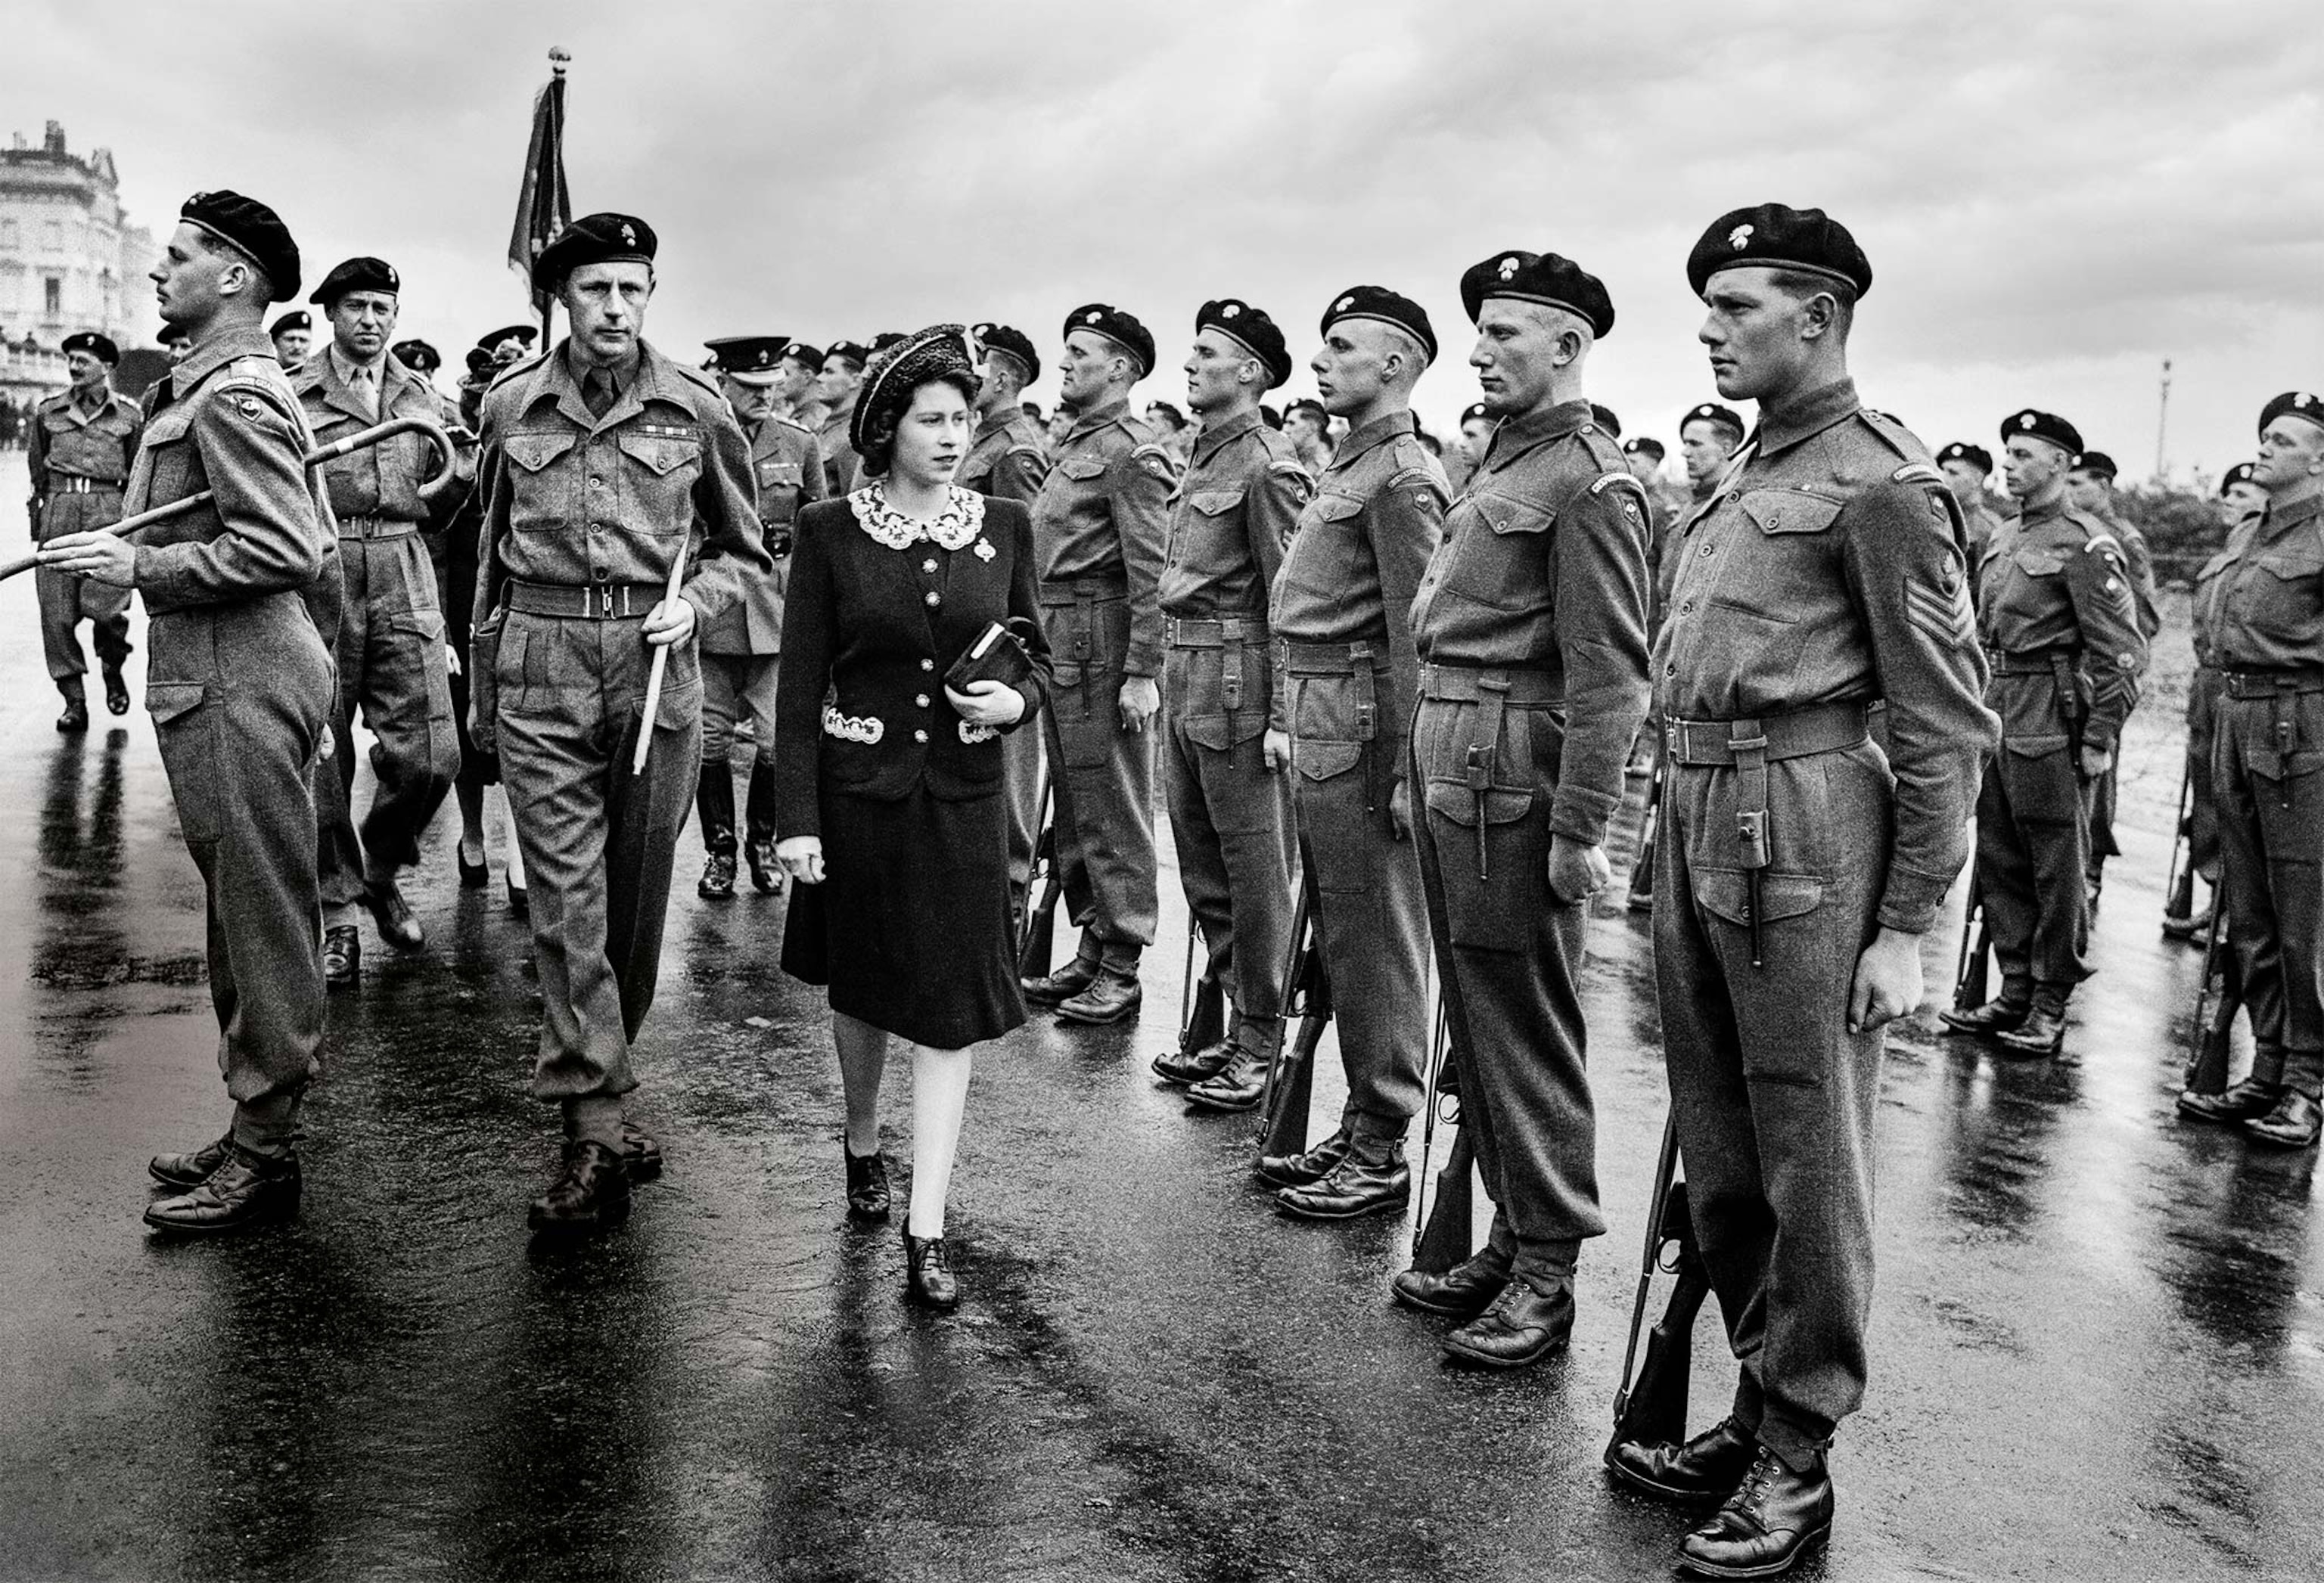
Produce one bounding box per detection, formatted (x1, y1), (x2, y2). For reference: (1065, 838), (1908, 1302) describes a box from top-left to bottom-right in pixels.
(1444, 493), (1554, 611)
(2249, 542), (2324, 635)
(617, 430), (703, 530)
(126, 407), (196, 511)
(757, 460), (804, 525)
(1707, 489), (1842, 619)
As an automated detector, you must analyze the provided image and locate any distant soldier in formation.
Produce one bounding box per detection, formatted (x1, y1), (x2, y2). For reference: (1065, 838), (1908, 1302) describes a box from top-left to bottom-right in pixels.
(813, 340), (872, 495)
(1677, 400), (1743, 511)
(1936, 440), (2006, 581)
(1284, 396), (1334, 476)
(2167, 461), (2270, 939)
(268, 308), (311, 368)
(1143, 399), (1195, 467)
(772, 339), (826, 428)
(28, 330), (141, 730)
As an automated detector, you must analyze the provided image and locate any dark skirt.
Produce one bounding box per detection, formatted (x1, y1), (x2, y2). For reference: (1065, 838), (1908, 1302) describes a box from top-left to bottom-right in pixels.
(781, 783), (1025, 1048)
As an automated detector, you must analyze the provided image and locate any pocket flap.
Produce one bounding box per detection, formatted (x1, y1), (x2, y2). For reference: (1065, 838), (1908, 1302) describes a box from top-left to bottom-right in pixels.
(1191, 489), (1245, 517)
(2003, 732), (2068, 759)
(1424, 780), (1533, 827)
(504, 431), (579, 473)
(757, 461), (803, 487)
(1692, 867), (1824, 927)
(2260, 545), (2324, 579)
(145, 681), (207, 725)
(1739, 491), (1843, 536)
(1059, 459), (1107, 482)
(1313, 494), (1362, 523)
(2195, 551), (2235, 581)
(2014, 547), (2069, 576)
(1472, 493), (1555, 536)
(618, 433), (702, 476)
(1294, 740), (1362, 781)
(391, 608), (449, 643)
(139, 408), (194, 448)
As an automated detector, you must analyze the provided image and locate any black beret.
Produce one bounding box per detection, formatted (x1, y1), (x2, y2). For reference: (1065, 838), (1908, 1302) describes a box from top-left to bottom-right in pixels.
(61, 331), (120, 365)
(1681, 402), (1746, 442)
(463, 347), (495, 377)
(2071, 450), (2118, 480)
(1061, 303), (1154, 378)
(781, 340), (825, 373)
(160, 324), (194, 348)
(704, 335), (790, 382)
(1623, 436), (1666, 461)
(1936, 441), (1993, 474)
(310, 255), (399, 306)
(1687, 203), (1871, 301)
(1460, 402), (1491, 426)
(1145, 399), (1185, 427)
(2258, 390), (2324, 436)
(825, 340), (872, 371)
(1319, 284), (1437, 365)
(971, 322), (1040, 385)
(1197, 298), (1292, 389)
(269, 310), (310, 337)
(1287, 397), (1328, 427)
(852, 324), (981, 460)
(1259, 404), (1283, 430)
(390, 338), (440, 374)
(477, 324), (538, 356)
(2000, 408), (2083, 456)
(182, 189), (300, 300)
(1460, 250), (1615, 338)
(871, 332), (908, 354)
(530, 212), (656, 293)
(1591, 402), (1622, 438)
(2220, 461), (2259, 495)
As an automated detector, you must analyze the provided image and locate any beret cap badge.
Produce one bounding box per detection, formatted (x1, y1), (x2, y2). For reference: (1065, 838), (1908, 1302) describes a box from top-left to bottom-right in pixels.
(1730, 225), (1754, 250)
(1498, 257), (1519, 281)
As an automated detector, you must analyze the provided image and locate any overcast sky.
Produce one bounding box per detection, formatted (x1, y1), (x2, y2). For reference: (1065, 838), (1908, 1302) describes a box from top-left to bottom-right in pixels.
(10, 0), (2319, 480)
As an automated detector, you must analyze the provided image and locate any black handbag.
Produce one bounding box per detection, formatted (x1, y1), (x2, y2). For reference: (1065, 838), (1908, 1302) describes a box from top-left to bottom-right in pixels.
(943, 617), (1036, 695)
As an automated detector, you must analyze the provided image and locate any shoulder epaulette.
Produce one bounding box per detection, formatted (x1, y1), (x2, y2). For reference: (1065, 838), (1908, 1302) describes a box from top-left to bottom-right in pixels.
(1851, 408), (1919, 462)
(483, 352), (547, 395)
(670, 360), (724, 400)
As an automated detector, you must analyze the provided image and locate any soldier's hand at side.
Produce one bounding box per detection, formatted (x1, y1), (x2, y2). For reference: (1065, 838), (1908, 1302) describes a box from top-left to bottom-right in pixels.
(1546, 834), (1609, 904)
(775, 835), (825, 885)
(946, 678), (1025, 726)
(37, 529), (137, 585)
(642, 594), (696, 647)
(2079, 744), (2114, 779)
(1262, 728), (1291, 773)
(1848, 927), (1923, 1033)
(1390, 776), (1412, 841)
(1118, 675), (1160, 733)
(444, 643), (462, 678)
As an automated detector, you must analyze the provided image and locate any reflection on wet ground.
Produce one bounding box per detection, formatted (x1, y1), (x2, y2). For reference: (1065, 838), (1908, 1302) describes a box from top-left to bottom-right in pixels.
(0, 545), (2315, 1581)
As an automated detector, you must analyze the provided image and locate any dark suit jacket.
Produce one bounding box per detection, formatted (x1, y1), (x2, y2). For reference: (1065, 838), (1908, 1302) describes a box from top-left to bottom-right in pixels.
(772, 491), (1051, 840)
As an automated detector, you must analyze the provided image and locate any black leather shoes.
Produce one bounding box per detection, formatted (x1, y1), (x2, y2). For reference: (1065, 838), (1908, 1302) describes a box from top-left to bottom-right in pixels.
(1152, 1036), (1236, 1086)
(456, 844), (489, 888)
(506, 878), (530, 919)
(904, 1231), (959, 1310)
(1992, 1007), (2066, 1057)
(1057, 968), (1142, 1025)
(622, 1119), (664, 1181)
(1678, 1448), (1833, 1578)
(2246, 1091), (2322, 1148)
(322, 924), (360, 985)
(1390, 1249), (1512, 1319)
(365, 878), (425, 951)
(2178, 1076), (2282, 1124)
(56, 691), (87, 733)
(1937, 997), (2029, 1037)
(698, 852), (737, 899)
(1278, 1141), (1411, 1220)
(1442, 1277), (1574, 1369)
(1254, 1128), (1349, 1190)
(1185, 1048), (1270, 1112)
(528, 1140), (630, 1234)
(2161, 905), (2212, 942)
(1607, 1417), (1758, 1506)
(1021, 954), (1099, 1007)
(746, 840), (782, 894)
(102, 666), (130, 716)
(143, 1145), (300, 1234)
(845, 1144), (891, 1221)
(148, 1132), (235, 1190)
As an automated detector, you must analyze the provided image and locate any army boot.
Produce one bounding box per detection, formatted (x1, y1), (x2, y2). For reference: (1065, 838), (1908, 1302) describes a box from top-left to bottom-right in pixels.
(1993, 990), (2068, 1057)
(143, 1145), (301, 1234)
(1937, 995), (2030, 1038)
(1390, 1246), (1511, 1319)
(1677, 1447), (1833, 1578)
(1278, 1134), (1411, 1220)
(1442, 1276), (1574, 1369)
(696, 767), (738, 898)
(1057, 966), (1143, 1026)
(322, 924), (361, 986)
(1607, 1417), (1758, 1506)
(2245, 1090), (2322, 1148)
(148, 1131), (235, 1190)
(56, 684), (87, 734)
(528, 1139), (630, 1234)
(1022, 946), (1101, 1007)
(744, 758), (783, 892)
(102, 665), (131, 716)
(2177, 1076), (2281, 1124)
(1254, 1126), (1348, 1189)
(1153, 1035), (1236, 1086)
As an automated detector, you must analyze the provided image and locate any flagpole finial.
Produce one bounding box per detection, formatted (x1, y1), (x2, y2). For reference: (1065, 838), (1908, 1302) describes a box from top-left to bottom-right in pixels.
(548, 46), (570, 76)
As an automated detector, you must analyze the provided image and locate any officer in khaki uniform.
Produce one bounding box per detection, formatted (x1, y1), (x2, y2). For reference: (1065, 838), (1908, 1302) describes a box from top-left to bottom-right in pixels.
(960, 323), (1052, 920)
(2176, 393), (2324, 1148)
(1605, 206), (1996, 1581)
(1938, 410), (2144, 1057)
(42, 191), (340, 1234)
(1142, 300), (1310, 1107)
(28, 331), (142, 728)
(1384, 251), (1651, 1372)
(294, 256), (462, 979)
(693, 335), (828, 897)
(471, 213), (772, 1233)
(1021, 304), (1176, 1024)
(1256, 286), (1446, 1218)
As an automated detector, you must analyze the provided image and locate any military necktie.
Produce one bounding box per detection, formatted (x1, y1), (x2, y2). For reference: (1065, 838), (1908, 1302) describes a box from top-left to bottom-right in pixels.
(583, 369), (615, 419)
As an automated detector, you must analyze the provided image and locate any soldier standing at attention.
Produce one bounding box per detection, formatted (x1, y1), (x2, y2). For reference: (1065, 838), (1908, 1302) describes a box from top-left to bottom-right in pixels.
(1384, 250), (1651, 1370)
(269, 309), (311, 369)
(959, 323), (1052, 922)
(294, 256), (462, 982)
(2062, 449), (2159, 911)
(776, 340), (827, 429)
(1605, 204), (1995, 1579)
(1284, 396), (1334, 476)
(41, 191), (339, 1232)
(1936, 442), (2006, 588)
(693, 336), (827, 898)
(28, 331), (141, 729)
(1020, 306), (1176, 1023)
(471, 213), (771, 1233)
(1143, 300), (1309, 1106)
(2175, 393), (2324, 1148)
(1678, 402), (1744, 511)
(1938, 410), (2143, 1057)
(1256, 286), (1445, 1215)
(813, 340), (872, 495)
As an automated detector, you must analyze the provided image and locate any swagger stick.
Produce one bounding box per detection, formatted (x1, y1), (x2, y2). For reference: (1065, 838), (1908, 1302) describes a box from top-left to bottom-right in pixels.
(631, 542), (692, 775)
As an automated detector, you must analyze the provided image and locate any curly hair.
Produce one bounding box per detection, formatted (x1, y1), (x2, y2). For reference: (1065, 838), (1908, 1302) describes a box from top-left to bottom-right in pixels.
(853, 324), (986, 478)
(859, 368), (981, 478)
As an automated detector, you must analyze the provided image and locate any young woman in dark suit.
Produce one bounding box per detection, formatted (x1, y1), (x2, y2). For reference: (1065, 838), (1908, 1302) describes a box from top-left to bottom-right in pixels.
(771, 326), (1051, 1309)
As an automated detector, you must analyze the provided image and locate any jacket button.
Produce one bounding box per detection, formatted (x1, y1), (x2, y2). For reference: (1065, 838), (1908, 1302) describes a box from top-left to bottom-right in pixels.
(1679, 601), (1693, 614)
(916, 694), (930, 708)
(589, 476), (603, 489)
(919, 658), (934, 672)
(925, 591), (941, 607)
(1699, 543), (1713, 557)
(914, 729), (928, 743)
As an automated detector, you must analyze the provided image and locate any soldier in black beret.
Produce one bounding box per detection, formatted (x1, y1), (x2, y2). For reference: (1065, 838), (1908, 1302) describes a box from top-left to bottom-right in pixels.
(269, 310), (311, 369)
(770, 340), (825, 427)
(390, 338), (441, 378)
(2162, 472), (2266, 942)
(2058, 446), (2160, 912)
(478, 324), (539, 364)
(1449, 399), (1494, 496)
(2217, 458), (2266, 525)
(1611, 206), (1994, 1578)
(1282, 396), (1334, 476)
(1679, 402), (1745, 507)
(1590, 402), (1622, 438)
(1935, 441), (2006, 579)
(812, 340), (874, 494)
(30, 331), (141, 726)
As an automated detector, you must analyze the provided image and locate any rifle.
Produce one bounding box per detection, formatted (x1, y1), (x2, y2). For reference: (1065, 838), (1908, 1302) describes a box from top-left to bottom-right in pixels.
(1256, 885), (1329, 1156)
(1625, 744), (1665, 911)
(1952, 874), (1990, 1011)
(1172, 920), (1226, 1062)
(1015, 768), (1061, 979)
(2180, 882), (2239, 1098)
(1409, 1001), (1473, 1273)
(1610, 1111), (1714, 1451)
(2161, 755), (2196, 931)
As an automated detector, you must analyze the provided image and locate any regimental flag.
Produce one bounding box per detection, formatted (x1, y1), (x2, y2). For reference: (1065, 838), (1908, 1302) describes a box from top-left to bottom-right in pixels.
(508, 54), (573, 320)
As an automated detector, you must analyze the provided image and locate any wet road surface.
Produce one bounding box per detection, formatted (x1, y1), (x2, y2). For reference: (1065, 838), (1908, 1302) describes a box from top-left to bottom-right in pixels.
(0, 451), (2318, 1581)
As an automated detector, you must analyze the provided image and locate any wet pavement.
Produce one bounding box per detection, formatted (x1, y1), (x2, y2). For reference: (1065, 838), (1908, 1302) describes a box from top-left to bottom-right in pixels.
(0, 449), (2319, 1582)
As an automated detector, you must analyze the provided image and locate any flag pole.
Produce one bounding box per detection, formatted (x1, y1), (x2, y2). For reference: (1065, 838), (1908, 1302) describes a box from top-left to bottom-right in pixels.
(539, 48), (570, 346)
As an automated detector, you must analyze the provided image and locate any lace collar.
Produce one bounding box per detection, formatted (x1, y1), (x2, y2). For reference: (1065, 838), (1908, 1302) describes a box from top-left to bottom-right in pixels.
(848, 483), (986, 551)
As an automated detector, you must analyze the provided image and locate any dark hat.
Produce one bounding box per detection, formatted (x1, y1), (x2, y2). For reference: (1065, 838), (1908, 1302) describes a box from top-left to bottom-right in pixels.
(181, 189), (300, 300)
(1590, 402), (1622, 437)
(2000, 408), (2083, 456)
(1936, 441), (1994, 475)
(310, 255), (399, 306)
(269, 310), (310, 337)
(2070, 450), (2118, 481)
(1320, 284), (1437, 365)
(477, 324), (538, 356)
(851, 324), (982, 459)
(159, 323), (194, 347)
(390, 338), (440, 374)
(2220, 461), (2259, 495)
(704, 335), (791, 384)
(1286, 396), (1328, 427)
(463, 346), (495, 377)
(530, 212), (657, 293)
(61, 331), (120, 365)
(1145, 399), (1185, 428)
(780, 339), (825, 373)
(871, 332), (908, 354)
(1624, 436), (1666, 461)
(2258, 390), (2324, 436)
(971, 322), (1040, 384)
(1197, 298), (1292, 389)
(1688, 203), (1871, 300)
(1259, 404), (1284, 430)
(825, 340), (872, 371)
(1459, 402), (1491, 426)
(1459, 250), (1615, 338)
(1681, 401), (1746, 442)
(1061, 303), (1155, 378)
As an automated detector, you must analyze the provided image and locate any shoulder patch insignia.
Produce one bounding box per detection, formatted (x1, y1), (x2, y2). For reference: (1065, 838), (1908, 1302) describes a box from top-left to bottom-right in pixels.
(1586, 472), (1640, 496)
(1903, 569), (1974, 649)
(236, 396), (269, 421)
(1891, 463), (1944, 486)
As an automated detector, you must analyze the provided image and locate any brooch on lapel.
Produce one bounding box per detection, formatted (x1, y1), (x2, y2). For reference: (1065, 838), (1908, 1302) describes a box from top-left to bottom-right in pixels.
(972, 538), (996, 562)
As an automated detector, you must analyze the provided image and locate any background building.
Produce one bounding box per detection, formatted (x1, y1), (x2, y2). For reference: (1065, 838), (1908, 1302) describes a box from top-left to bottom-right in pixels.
(0, 121), (154, 411)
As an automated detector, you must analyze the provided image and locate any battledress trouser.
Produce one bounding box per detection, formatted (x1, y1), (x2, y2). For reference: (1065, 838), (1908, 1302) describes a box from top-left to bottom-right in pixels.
(36, 491), (132, 684)
(1038, 584), (1156, 973)
(2214, 683), (2324, 1097)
